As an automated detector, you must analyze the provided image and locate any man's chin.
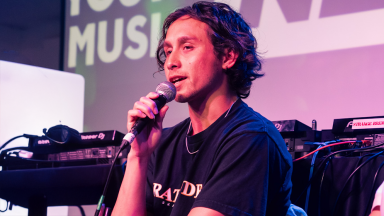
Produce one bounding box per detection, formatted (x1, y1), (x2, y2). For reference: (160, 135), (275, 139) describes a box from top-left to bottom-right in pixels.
(175, 95), (188, 103)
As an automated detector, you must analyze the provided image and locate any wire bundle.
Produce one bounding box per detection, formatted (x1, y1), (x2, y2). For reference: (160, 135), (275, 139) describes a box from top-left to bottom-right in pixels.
(293, 140), (384, 216)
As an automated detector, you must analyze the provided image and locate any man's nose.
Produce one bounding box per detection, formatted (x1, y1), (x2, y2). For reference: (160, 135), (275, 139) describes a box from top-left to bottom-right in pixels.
(166, 51), (181, 70)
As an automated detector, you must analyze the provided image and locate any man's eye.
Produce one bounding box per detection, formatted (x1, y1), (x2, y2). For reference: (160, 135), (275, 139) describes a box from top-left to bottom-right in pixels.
(184, 46), (192, 50)
(166, 50), (172, 56)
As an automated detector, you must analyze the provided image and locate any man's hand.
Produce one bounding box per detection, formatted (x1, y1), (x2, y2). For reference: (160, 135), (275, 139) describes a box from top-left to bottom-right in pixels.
(112, 92), (169, 216)
(370, 206), (380, 216)
(127, 92), (169, 158)
(188, 207), (224, 216)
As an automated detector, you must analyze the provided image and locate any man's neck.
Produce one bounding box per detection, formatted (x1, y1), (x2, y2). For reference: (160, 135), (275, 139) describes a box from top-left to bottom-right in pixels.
(188, 93), (238, 135)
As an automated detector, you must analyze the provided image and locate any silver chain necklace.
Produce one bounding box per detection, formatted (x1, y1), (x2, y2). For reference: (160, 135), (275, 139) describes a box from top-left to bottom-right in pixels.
(185, 99), (238, 154)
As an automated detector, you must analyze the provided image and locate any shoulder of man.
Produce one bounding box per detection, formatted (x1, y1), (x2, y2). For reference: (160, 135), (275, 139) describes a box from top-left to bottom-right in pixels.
(230, 101), (291, 164)
(231, 101), (280, 135)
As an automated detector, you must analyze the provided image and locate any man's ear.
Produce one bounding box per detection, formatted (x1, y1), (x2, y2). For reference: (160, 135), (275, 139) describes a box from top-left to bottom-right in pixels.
(222, 49), (239, 70)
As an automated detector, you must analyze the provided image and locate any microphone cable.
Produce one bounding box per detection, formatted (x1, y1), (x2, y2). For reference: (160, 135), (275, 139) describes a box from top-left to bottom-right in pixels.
(94, 142), (127, 216)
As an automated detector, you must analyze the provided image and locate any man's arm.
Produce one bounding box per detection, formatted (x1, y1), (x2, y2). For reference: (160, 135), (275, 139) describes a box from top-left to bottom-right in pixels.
(112, 154), (150, 216)
(188, 207), (224, 216)
(111, 92), (168, 216)
(370, 207), (380, 216)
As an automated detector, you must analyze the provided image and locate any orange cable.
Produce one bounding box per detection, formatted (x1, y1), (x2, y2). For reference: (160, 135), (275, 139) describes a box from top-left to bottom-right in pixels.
(292, 141), (357, 162)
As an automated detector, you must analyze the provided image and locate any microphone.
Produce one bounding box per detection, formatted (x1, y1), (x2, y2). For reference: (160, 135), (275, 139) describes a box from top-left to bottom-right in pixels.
(121, 81), (176, 147)
(94, 81), (175, 216)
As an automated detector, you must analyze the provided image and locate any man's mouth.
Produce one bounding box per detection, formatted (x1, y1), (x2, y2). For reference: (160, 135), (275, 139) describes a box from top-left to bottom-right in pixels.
(170, 77), (187, 84)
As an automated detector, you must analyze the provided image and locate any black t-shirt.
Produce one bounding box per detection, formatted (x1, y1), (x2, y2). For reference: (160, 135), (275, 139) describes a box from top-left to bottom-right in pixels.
(146, 100), (292, 216)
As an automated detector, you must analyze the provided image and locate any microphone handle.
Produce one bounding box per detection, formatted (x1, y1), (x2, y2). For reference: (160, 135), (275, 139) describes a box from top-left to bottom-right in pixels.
(129, 94), (168, 136)
(95, 89), (173, 216)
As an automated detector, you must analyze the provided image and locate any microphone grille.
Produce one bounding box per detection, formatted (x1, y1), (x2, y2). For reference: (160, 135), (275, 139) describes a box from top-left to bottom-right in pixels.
(156, 81), (176, 103)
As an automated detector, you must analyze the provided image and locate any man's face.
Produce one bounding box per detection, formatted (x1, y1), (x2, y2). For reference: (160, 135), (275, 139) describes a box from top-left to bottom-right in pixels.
(164, 16), (226, 103)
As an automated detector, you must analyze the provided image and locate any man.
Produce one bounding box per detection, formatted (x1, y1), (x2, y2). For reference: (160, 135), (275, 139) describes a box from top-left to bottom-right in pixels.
(112, 1), (292, 216)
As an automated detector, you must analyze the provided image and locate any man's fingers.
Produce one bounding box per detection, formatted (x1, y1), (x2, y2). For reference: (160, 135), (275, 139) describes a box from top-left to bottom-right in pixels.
(139, 95), (159, 115)
(133, 101), (155, 119)
(127, 110), (146, 131)
(146, 92), (159, 99)
(155, 105), (169, 126)
(127, 109), (146, 122)
(127, 92), (164, 131)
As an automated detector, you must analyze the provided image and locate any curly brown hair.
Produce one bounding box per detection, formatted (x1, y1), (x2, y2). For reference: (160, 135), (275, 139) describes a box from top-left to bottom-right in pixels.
(156, 1), (263, 98)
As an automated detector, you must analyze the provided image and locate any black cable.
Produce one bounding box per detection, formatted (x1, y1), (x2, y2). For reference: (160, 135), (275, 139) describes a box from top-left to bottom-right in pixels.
(77, 205), (86, 216)
(350, 153), (377, 216)
(0, 134), (37, 153)
(343, 142), (359, 157)
(94, 141), (128, 216)
(355, 154), (368, 167)
(0, 201), (9, 212)
(331, 150), (384, 216)
(363, 160), (384, 216)
(317, 153), (376, 216)
(294, 142), (384, 204)
(0, 135), (25, 151)
(294, 154), (334, 204)
(318, 159), (331, 216)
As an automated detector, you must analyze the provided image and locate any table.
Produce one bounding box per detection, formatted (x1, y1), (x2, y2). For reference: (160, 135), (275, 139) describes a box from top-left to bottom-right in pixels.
(2, 156), (384, 216)
(0, 164), (124, 215)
